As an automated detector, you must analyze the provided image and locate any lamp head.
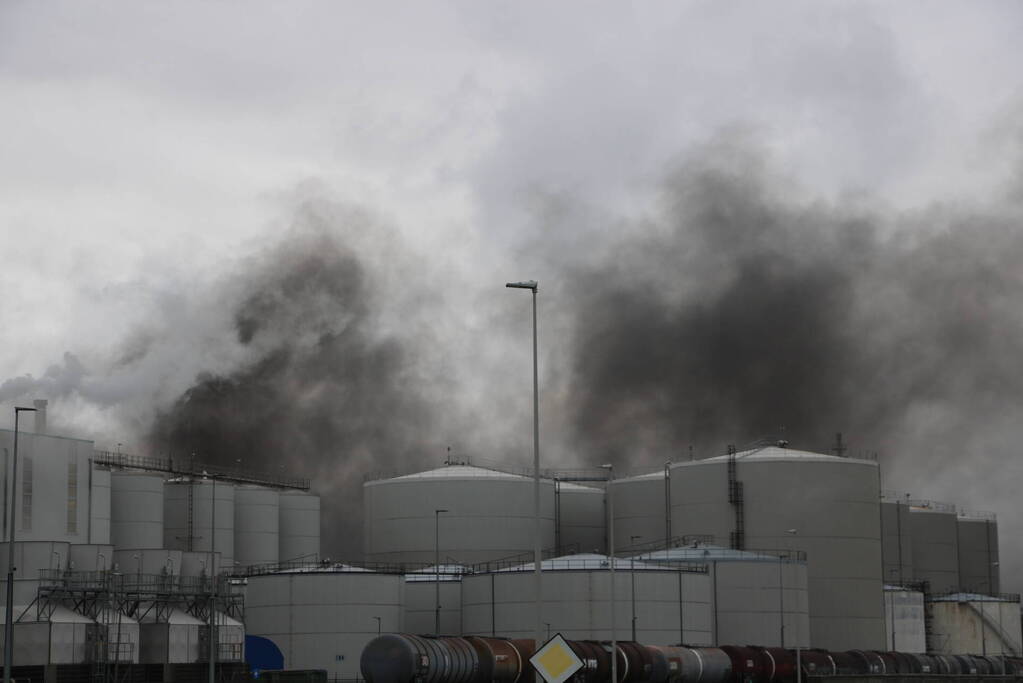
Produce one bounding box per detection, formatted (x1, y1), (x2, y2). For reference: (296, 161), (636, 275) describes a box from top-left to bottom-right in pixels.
(506, 280), (538, 292)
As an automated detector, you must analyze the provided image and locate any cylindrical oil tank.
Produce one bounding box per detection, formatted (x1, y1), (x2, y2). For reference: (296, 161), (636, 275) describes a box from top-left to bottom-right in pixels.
(556, 482), (605, 554)
(880, 498), (914, 586)
(68, 544), (113, 572)
(460, 553), (713, 644)
(956, 512), (999, 594)
(234, 485), (280, 567)
(907, 501), (959, 593)
(648, 646), (731, 683)
(403, 565), (465, 635)
(246, 567), (404, 680)
(363, 465), (555, 565)
(928, 594), (1022, 656)
(670, 446), (884, 650)
(89, 465), (112, 545)
(611, 471), (670, 553)
(110, 471), (165, 550)
(279, 490), (321, 562)
(164, 478), (235, 568)
(637, 544), (810, 647)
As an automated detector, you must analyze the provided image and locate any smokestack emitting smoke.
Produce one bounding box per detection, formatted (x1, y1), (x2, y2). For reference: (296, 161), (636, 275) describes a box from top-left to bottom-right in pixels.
(3, 140), (1023, 574)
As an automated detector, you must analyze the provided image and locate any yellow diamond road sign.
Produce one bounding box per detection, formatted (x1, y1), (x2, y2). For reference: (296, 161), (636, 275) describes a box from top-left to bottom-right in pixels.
(530, 633), (583, 683)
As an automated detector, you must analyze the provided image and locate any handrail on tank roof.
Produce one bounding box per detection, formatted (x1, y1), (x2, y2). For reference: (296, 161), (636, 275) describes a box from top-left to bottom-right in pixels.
(928, 590), (1020, 603)
(362, 456), (609, 483)
(93, 450), (310, 490)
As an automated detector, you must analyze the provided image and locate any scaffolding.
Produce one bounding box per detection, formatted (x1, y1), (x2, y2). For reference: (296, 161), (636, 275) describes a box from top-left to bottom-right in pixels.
(92, 451), (309, 490)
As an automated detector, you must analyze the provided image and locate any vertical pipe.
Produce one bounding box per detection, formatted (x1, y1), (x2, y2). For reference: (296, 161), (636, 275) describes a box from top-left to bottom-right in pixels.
(606, 465), (617, 683)
(677, 570), (684, 645)
(5, 407), (34, 683)
(209, 476), (216, 683)
(531, 287), (542, 649)
(664, 463), (671, 551)
(779, 552), (785, 647)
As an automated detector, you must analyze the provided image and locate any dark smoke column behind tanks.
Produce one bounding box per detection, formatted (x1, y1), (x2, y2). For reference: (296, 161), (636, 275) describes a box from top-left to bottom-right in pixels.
(149, 216), (445, 560)
(562, 139), (1023, 468)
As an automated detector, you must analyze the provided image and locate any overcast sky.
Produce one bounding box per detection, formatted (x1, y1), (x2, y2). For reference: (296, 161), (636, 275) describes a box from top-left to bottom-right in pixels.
(3, 1), (1023, 570)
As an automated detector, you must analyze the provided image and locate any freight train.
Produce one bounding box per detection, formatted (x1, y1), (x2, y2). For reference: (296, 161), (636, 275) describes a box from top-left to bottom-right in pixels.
(360, 634), (1023, 683)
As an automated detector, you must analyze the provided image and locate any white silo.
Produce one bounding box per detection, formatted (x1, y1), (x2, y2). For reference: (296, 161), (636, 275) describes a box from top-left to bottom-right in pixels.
(234, 485), (280, 567)
(89, 465), (112, 545)
(907, 501), (960, 594)
(110, 471), (165, 550)
(883, 585), (926, 653)
(636, 543), (810, 648)
(69, 543), (114, 573)
(245, 566), (404, 679)
(460, 553), (713, 645)
(612, 470), (671, 552)
(279, 490), (320, 563)
(880, 497), (914, 586)
(928, 593), (1022, 656)
(670, 446), (884, 650)
(957, 511), (999, 594)
(556, 482), (605, 554)
(164, 478), (235, 568)
(363, 464), (555, 565)
(403, 565), (465, 635)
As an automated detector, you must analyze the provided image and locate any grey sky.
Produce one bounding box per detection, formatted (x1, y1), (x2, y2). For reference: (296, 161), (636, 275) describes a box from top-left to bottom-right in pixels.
(3, 1), (1023, 569)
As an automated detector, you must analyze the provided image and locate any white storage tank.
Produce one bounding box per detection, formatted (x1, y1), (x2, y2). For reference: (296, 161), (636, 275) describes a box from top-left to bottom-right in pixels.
(883, 585), (926, 653)
(110, 471), (165, 550)
(69, 544), (114, 573)
(927, 593), (1021, 656)
(636, 543), (810, 647)
(279, 490), (321, 563)
(670, 446), (884, 650)
(612, 470), (671, 552)
(880, 497), (914, 586)
(164, 478), (235, 568)
(363, 464), (555, 565)
(89, 465), (112, 545)
(245, 566), (404, 679)
(907, 501), (960, 594)
(556, 482), (605, 554)
(234, 485), (280, 567)
(460, 553), (713, 645)
(957, 511), (999, 595)
(403, 565), (465, 635)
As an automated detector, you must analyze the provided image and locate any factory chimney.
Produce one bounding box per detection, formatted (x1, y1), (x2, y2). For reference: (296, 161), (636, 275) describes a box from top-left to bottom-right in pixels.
(33, 399), (47, 434)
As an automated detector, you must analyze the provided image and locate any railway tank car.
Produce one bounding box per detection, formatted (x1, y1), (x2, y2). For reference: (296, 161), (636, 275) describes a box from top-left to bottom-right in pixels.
(361, 634), (1023, 683)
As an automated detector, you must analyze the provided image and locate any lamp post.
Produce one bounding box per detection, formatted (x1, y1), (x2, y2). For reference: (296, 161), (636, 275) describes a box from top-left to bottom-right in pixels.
(505, 279), (543, 649)
(601, 463), (617, 683)
(208, 475), (217, 683)
(5, 405), (36, 683)
(630, 535), (642, 641)
(435, 509), (448, 635)
(888, 568), (898, 651)
(785, 528), (799, 683)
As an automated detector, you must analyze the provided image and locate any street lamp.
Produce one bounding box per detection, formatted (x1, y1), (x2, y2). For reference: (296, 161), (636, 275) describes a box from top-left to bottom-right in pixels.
(784, 528), (799, 683)
(208, 474), (217, 683)
(601, 463), (617, 683)
(5, 405), (36, 683)
(435, 509), (449, 635)
(630, 535), (642, 641)
(505, 279), (543, 649)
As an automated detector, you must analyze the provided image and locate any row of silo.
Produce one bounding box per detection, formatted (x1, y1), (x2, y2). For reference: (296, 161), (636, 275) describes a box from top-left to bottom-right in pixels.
(106, 471), (319, 569)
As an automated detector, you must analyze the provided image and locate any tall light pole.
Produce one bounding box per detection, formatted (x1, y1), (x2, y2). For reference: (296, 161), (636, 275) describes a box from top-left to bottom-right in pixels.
(208, 475), (217, 683)
(506, 279), (542, 649)
(434, 509), (448, 635)
(601, 464), (617, 683)
(630, 535), (642, 641)
(5, 405), (36, 683)
(785, 528), (799, 683)
(888, 568), (898, 650)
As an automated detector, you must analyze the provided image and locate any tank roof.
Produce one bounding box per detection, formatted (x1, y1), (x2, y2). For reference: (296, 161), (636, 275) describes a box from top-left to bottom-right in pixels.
(636, 544), (799, 563)
(674, 445), (876, 467)
(500, 552), (672, 572)
(368, 464), (535, 483)
(558, 481), (602, 492)
(405, 564), (468, 581)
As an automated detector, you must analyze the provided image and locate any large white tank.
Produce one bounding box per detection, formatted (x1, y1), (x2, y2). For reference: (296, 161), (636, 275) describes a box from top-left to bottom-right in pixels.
(68, 543), (113, 572)
(880, 498), (914, 586)
(89, 465), (112, 545)
(636, 544), (810, 647)
(245, 567), (404, 679)
(928, 593), (1021, 656)
(670, 446), (884, 650)
(234, 486), (280, 567)
(907, 501), (960, 594)
(612, 470), (671, 552)
(460, 553), (713, 644)
(957, 512), (999, 595)
(111, 471), (166, 550)
(279, 490), (321, 562)
(556, 482), (605, 554)
(164, 478), (235, 568)
(403, 565), (465, 635)
(363, 465), (555, 565)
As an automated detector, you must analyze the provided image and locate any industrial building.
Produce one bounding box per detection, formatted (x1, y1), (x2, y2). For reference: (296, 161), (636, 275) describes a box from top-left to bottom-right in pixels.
(3, 401), (1019, 680)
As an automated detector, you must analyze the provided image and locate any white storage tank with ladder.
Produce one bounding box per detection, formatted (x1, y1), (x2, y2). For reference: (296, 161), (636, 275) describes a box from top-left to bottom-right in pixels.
(163, 478), (235, 568)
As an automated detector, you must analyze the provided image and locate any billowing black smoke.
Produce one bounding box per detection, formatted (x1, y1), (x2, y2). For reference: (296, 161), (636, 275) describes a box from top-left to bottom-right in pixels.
(149, 214), (446, 560)
(563, 139), (1023, 474)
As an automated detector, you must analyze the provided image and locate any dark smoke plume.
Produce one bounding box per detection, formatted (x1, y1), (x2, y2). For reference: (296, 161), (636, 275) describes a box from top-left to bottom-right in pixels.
(563, 137), (1023, 476)
(149, 206), (447, 559)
